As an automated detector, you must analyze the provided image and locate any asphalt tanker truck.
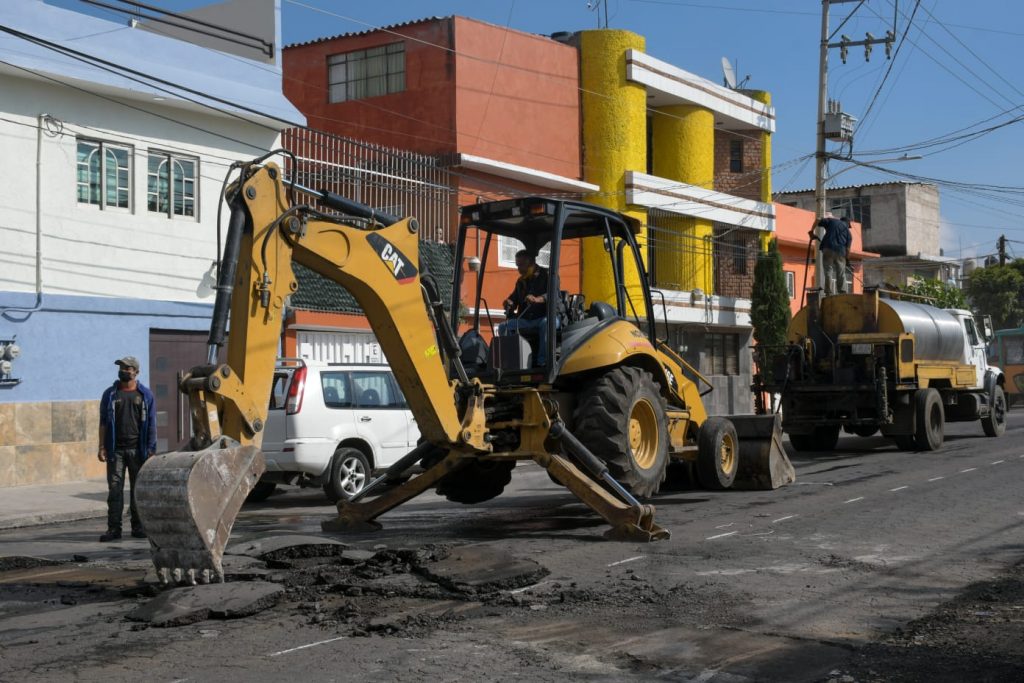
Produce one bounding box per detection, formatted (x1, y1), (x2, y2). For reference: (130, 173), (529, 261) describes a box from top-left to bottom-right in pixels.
(755, 288), (1006, 452)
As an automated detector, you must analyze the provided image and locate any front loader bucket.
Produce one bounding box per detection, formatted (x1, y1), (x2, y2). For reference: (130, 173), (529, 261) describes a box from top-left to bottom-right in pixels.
(727, 414), (796, 490)
(136, 444), (265, 585)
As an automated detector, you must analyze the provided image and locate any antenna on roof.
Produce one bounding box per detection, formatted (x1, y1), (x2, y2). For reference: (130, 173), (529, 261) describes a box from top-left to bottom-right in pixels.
(721, 57), (751, 89)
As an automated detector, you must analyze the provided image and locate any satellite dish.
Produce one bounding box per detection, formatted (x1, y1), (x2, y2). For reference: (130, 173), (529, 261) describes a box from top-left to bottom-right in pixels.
(721, 57), (737, 89)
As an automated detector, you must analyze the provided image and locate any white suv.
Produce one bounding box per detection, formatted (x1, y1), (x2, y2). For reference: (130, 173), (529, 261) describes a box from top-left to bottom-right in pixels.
(251, 359), (420, 502)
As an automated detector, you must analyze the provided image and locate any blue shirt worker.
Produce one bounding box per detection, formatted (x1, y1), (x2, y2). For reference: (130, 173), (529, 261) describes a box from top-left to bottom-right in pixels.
(500, 250), (551, 366)
(98, 355), (156, 542)
(814, 213), (853, 295)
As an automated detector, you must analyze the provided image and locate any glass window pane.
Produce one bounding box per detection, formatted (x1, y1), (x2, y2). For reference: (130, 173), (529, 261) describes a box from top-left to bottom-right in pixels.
(329, 83), (347, 102)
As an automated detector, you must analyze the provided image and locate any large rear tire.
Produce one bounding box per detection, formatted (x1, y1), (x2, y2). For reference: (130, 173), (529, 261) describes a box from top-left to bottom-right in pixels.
(893, 434), (916, 451)
(573, 366), (669, 499)
(982, 385), (1007, 437)
(437, 460), (515, 504)
(324, 447), (371, 502)
(913, 388), (944, 451)
(696, 417), (738, 490)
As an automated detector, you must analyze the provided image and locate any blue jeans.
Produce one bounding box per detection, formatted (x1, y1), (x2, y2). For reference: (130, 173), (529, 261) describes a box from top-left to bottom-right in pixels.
(500, 317), (549, 366)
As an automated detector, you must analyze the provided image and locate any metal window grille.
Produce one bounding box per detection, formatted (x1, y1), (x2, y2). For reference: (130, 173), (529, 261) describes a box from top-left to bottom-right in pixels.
(147, 151), (198, 219)
(705, 332), (739, 376)
(282, 127), (455, 243)
(76, 139), (132, 210)
(729, 139), (744, 173)
(328, 42), (405, 103)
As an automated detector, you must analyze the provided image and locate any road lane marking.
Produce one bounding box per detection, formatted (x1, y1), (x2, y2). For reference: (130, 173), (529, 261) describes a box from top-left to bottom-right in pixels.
(706, 531), (738, 540)
(606, 555), (645, 567)
(928, 476), (945, 482)
(269, 635), (347, 657)
(844, 497), (864, 504)
(772, 515), (796, 523)
(992, 460), (1005, 465)
(960, 468), (977, 473)
(509, 580), (553, 594)
(890, 486), (909, 492)
(714, 522), (737, 529)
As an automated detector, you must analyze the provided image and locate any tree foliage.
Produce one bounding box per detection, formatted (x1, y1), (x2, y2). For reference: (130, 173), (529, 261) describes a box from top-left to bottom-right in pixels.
(751, 239), (791, 348)
(902, 278), (967, 310)
(967, 263), (1024, 330)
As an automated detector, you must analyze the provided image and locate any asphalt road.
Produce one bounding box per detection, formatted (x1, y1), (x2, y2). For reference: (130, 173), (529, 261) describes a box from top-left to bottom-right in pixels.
(1, 412), (1022, 681)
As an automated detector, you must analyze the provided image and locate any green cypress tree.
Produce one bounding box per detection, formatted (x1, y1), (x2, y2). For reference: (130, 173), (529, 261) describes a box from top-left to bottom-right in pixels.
(751, 238), (791, 349)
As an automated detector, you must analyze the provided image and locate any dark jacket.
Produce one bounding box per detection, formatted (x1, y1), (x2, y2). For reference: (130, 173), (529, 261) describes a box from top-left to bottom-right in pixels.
(508, 266), (549, 321)
(100, 380), (157, 458)
(817, 216), (852, 253)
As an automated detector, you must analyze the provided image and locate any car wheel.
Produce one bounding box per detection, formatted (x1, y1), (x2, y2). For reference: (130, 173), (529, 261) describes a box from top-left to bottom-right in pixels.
(324, 447), (371, 502)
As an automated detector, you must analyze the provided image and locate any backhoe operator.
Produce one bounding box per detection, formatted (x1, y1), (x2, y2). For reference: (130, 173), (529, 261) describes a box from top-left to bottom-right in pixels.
(501, 249), (550, 366)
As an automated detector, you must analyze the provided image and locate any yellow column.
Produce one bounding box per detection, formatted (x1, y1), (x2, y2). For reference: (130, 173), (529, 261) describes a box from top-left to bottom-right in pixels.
(651, 105), (714, 293)
(579, 29), (647, 308)
(748, 90), (774, 252)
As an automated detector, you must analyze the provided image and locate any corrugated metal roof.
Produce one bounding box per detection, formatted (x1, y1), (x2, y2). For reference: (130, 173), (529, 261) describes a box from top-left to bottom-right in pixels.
(290, 240), (456, 314)
(285, 16), (448, 49)
(775, 180), (934, 196)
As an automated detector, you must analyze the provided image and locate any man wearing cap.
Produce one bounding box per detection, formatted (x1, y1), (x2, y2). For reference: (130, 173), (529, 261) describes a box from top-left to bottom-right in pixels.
(97, 356), (157, 542)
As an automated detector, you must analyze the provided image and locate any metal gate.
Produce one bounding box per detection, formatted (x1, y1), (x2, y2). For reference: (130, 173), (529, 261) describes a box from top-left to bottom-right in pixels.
(296, 330), (384, 365)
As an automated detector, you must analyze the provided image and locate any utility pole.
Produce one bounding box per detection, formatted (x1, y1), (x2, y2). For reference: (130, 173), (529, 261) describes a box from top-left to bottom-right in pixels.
(814, 1), (895, 292)
(998, 234), (1007, 266)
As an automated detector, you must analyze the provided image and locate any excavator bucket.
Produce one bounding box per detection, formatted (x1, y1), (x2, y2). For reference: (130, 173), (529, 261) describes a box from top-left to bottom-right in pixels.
(135, 444), (265, 585)
(728, 414), (796, 490)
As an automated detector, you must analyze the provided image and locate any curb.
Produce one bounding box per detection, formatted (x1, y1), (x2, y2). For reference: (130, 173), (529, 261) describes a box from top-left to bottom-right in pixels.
(0, 509), (108, 531)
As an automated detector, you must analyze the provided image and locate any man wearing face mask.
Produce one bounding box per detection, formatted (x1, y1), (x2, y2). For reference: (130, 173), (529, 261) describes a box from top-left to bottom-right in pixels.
(97, 356), (157, 542)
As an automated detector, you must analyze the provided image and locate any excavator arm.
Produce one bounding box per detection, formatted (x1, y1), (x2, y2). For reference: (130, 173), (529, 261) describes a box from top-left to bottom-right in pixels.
(136, 161), (483, 585)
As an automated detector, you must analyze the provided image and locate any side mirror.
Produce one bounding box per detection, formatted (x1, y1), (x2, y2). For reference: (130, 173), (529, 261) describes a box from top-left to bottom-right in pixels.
(981, 315), (994, 342)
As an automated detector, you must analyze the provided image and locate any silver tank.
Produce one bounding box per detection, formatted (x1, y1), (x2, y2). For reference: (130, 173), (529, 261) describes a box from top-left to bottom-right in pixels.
(884, 300), (966, 362)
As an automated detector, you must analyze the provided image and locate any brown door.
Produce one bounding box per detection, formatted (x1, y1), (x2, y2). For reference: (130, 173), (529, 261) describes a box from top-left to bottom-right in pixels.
(149, 330), (213, 452)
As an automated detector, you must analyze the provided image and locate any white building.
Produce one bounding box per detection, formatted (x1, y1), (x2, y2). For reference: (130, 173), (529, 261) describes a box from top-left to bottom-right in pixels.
(0, 0), (304, 487)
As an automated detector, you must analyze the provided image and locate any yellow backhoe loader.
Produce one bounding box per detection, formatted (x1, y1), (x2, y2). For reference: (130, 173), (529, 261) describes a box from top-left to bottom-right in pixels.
(135, 152), (793, 585)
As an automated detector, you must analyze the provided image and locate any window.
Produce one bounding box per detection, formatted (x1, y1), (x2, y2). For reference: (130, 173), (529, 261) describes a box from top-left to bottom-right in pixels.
(328, 42), (405, 103)
(964, 318), (980, 347)
(269, 370), (292, 410)
(498, 235), (551, 269)
(829, 196), (871, 231)
(785, 271), (795, 299)
(321, 371), (353, 408)
(729, 139), (744, 173)
(148, 152), (197, 219)
(76, 140), (132, 210)
(705, 332), (740, 376)
(351, 371), (405, 408)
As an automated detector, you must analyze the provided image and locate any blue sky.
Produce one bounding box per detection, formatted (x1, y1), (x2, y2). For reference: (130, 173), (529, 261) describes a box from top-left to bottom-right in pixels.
(44, 0), (1024, 261)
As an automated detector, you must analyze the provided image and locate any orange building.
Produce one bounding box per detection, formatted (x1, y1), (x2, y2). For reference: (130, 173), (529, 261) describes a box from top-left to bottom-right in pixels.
(773, 203), (878, 317)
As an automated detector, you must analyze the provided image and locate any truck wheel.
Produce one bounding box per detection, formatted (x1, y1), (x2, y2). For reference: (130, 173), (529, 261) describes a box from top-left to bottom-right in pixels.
(788, 433), (815, 452)
(573, 367), (669, 499)
(696, 417), (738, 490)
(913, 388), (944, 451)
(853, 425), (879, 438)
(324, 447), (371, 502)
(437, 460), (515, 504)
(245, 480), (277, 503)
(811, 425), (840, 451)
(982, 385), (1007, 437)
(893, 434), (916, 451)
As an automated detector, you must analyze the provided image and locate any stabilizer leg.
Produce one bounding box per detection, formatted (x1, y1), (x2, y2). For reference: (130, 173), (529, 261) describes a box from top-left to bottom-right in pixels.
(322, 450), (467, 532)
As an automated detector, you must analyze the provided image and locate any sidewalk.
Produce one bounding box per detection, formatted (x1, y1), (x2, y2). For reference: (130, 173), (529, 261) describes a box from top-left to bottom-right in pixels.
(0, 479), (109, 530)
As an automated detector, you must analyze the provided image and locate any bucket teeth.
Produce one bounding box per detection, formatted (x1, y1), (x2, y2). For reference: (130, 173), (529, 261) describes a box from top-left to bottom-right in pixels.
(136, 445), (266, 586)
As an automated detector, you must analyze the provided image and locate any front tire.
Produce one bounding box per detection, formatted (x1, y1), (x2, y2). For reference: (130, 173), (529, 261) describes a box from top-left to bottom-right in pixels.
(982, 385), (1007, 437)
(324, 447), (371, 502)
(914, 388), (944, 451)
(696, 417), (738, 490)
(573, 367), (669, 499)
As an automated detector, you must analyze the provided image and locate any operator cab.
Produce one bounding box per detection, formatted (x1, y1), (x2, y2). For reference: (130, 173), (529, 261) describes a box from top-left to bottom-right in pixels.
(451, 197), (656, 385)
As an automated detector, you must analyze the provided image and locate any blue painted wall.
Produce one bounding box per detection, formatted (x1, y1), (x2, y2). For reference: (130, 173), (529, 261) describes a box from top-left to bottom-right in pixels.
(0, 291), (213, 403)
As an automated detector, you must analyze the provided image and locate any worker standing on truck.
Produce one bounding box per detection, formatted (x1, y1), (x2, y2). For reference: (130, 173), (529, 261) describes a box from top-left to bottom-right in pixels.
(98, 356), (156, 542)
(812, 212), (852, 295)
(501, 249), (550, 366)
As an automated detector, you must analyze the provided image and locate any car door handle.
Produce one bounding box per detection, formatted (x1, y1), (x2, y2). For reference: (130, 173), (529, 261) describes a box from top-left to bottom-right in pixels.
(359, 416), (372, 422)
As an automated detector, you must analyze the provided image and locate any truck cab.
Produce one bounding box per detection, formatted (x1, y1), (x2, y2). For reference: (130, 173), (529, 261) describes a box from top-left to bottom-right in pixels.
(947, 309), (1000, 391)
